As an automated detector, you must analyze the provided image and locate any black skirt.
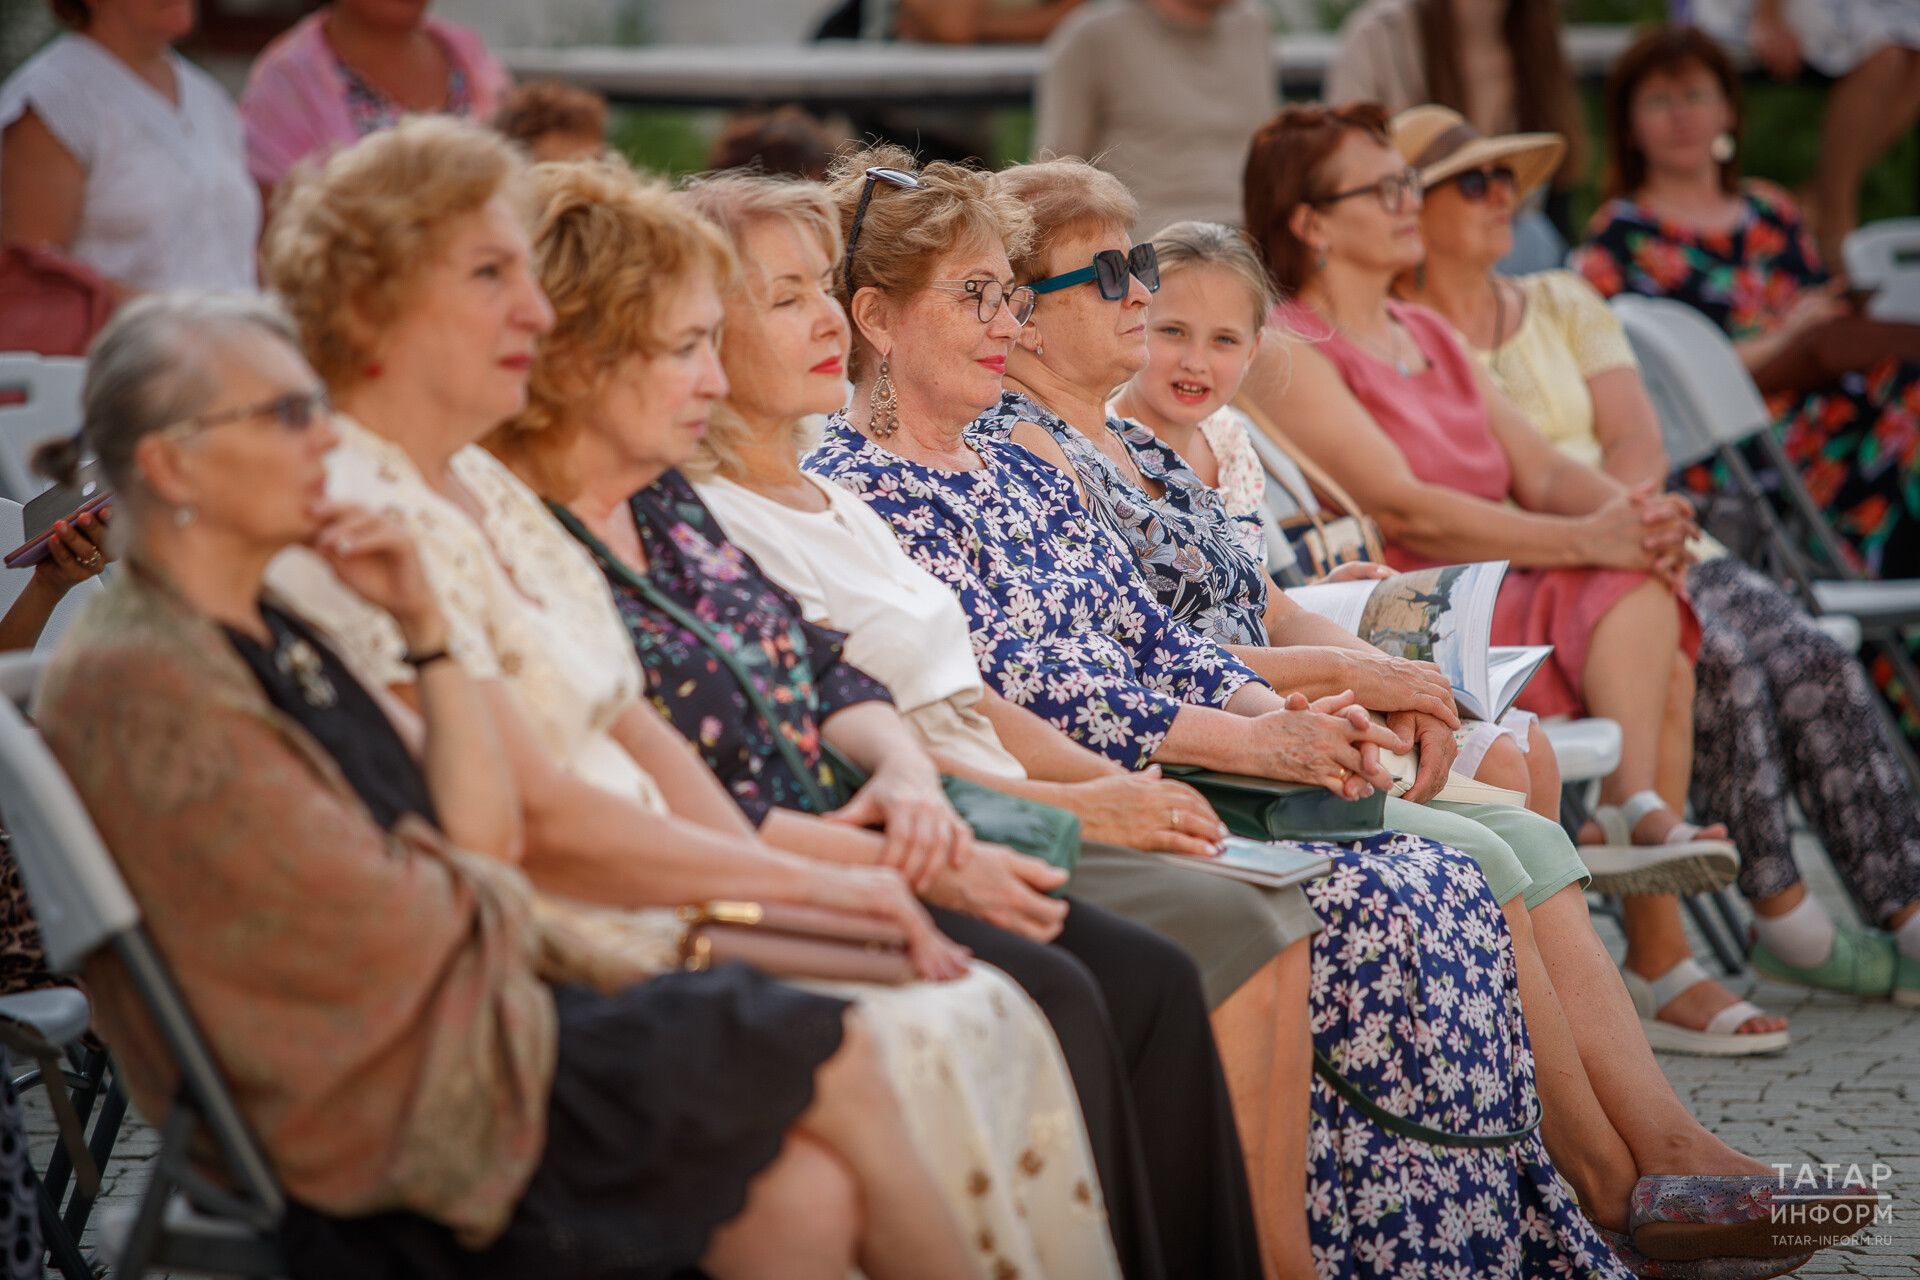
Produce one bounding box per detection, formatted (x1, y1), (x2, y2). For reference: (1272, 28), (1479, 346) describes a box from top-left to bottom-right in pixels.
(279, 964), (850, 1280)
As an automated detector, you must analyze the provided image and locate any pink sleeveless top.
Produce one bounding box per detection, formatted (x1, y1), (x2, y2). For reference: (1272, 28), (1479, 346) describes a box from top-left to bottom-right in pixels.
(1275, 299), (1506, 568)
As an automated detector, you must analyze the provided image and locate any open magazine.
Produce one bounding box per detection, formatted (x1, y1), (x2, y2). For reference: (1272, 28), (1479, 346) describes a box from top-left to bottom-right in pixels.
(1283, 561), (1550, 724)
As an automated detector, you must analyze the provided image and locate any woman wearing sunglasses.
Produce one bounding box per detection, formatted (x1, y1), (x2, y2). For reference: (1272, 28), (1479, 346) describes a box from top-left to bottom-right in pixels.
(1394, 104), (1920, 1009)
(1236, 100), (1784, 1037)
(807, 143), (1654, 1280)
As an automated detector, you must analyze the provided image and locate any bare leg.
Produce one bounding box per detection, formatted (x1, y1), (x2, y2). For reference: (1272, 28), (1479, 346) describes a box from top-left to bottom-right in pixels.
(1810, 46), (1920, 270)
(1525, 720), (1562, 823)
(1585, 580), (1681, 808)
(1473, 733), (1541, 811)
(1529, 885), (1770, 1182)
(1213, 944), (1314, 1280)
(1502, 894), (1640, 1231)
(775, 1009), (975, 1280)
(1621, 654), (1785, 1035)
(703, 1133), (862, 1280)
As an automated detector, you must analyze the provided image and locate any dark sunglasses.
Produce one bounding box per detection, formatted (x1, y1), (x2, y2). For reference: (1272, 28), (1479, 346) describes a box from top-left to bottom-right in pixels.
(1311, 167), (1424, 215)
(1444, 164), (1517, 202)
(1028, 242), (1159, 301)
(159, 387), (331, 440)
(927, 277), (1038, 326)
(843, 166), (924, 297)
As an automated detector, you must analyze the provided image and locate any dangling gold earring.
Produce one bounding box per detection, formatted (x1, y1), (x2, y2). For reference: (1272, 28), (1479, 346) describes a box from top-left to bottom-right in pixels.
(869, 355), (900, 438)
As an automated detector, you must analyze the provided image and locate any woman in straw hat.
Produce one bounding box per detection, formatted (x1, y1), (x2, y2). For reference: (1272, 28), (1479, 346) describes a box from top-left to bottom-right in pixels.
(1396, 104), (1920, 1010)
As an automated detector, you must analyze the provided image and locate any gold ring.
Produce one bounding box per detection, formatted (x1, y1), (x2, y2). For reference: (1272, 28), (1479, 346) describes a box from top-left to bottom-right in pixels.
(81, 552), (103, 570)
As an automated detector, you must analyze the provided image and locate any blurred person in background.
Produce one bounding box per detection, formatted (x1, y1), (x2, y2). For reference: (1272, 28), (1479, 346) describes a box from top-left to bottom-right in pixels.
(1033, 0), (1276, 235)
(1681, 0), (1920, 268)
(1326, 0), (1585, 270)
(492, 79), (606, 163)
(0, 0), (259, 296)
(239, 0), (510, 193)
(816, 0), (1085, 43)
(707, 105), (836, 180)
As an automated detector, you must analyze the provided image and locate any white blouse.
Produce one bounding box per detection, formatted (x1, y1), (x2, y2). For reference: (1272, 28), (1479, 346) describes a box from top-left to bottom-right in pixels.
(0, 35), (259, 292)
(267, 418), (662, 811)
(696, 473), (1025, 779)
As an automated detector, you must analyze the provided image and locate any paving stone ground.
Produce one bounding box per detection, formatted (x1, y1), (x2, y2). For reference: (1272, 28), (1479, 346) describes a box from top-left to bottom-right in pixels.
(19, 832), (1920, 1277)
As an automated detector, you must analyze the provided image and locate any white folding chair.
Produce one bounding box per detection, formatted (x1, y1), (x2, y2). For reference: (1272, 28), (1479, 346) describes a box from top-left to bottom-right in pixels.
(1842, 217), (1920, 289)
(0, 654), (286, 1278)
(1614, 294), (1920, 791)
(1865, 271), (1920, 325)
(0, 354), (85, 503)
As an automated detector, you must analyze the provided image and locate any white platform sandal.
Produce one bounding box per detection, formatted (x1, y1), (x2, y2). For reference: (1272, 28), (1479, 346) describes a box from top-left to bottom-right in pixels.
(1581, 790), (1740, 896)
(1623, 956), (1791, 1057)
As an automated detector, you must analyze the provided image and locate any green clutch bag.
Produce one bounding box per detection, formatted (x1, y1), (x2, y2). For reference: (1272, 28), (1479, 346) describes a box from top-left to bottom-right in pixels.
(1157, 766), (1386, 842)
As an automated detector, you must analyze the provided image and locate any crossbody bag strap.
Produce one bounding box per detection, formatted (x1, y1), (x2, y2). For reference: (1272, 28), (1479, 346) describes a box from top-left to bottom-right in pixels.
(1311, 1047), (1543, 1149)
(548, 500), (846, 813)
(1233, 397), (1386, 562)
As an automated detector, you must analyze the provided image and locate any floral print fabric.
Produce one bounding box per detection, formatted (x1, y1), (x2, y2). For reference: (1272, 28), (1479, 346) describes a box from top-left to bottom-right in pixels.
(975, 390), (1273, 644)
(1573, 183), (1920, 579)
(806, 414), (1262, 769)
(579, 470), (893, 826)
(1301, 833), (1627, 1279)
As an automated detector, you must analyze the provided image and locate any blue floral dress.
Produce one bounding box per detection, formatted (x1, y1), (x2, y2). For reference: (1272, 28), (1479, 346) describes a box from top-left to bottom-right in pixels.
(809, 414), (1628, 1280)
(564, 470), (892, 824)
(975, 390), (1273, 644)
(807, 414), (1262, 770)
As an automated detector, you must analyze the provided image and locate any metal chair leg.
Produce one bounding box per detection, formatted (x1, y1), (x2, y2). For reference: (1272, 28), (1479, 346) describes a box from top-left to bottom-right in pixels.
(1682, 893), (1747, 976)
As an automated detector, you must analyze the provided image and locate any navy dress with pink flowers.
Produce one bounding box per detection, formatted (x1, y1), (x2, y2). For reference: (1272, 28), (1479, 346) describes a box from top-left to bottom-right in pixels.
(807, 412), (1630, 1279)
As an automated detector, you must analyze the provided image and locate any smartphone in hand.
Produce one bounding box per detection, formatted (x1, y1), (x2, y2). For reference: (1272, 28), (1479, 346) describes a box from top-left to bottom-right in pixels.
(5, 460), (112, 570)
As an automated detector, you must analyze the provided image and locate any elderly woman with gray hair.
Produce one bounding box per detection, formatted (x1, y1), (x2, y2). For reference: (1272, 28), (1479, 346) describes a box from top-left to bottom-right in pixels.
(28, 293), (977, 1280)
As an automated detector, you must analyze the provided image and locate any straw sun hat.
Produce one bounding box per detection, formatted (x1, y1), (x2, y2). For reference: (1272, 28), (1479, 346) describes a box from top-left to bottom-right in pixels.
(1390, 105), (1566, 201)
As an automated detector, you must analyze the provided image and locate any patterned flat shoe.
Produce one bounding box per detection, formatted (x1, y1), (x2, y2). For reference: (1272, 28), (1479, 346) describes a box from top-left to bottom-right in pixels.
(1629, 1174), (1882, 1261)
(1594, 1227), (1812, 1278)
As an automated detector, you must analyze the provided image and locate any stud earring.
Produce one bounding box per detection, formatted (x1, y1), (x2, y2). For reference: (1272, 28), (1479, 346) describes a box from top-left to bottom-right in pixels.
(869, 355), (900, 439)
(1709, 132), (1736, 164)
(173, 504), (196, 528)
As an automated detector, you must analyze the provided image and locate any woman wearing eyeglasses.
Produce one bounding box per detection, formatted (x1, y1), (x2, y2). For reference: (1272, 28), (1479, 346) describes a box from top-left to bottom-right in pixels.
(1235, 102), (1797, 1059)
(1395, 104), (1920, 1008)
(806, 142), (1651, 1280)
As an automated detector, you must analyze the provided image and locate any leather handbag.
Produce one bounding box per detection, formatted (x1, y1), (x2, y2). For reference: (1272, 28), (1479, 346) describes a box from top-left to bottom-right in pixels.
(1235, 398), (1385, 577)
(679, 900), (914, 985)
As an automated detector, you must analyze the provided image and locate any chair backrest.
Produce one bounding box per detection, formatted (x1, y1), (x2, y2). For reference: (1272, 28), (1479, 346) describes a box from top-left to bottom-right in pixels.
(1843, 217), (1920, 288)
(0, 651), (285, 1225)
(1608, 296), (1714, 469)
(0, 499), (106, 654)
(0, 653), (137, 972)
(0, 353), (84, 504)
(1610, 294), (1771, 452)
(1866, 271), (1920, 325)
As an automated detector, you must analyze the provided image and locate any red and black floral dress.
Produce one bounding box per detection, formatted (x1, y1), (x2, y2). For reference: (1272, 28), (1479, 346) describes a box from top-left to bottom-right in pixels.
(1574, 182), (1920, 579)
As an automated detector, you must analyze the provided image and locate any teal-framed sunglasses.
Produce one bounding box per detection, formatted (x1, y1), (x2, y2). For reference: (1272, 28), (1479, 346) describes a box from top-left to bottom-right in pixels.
(1028, 242), (1160, 300)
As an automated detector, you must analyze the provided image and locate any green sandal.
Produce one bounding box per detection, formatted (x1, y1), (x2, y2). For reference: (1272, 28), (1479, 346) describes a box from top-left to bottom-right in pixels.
(1750, 922), (1897, 998)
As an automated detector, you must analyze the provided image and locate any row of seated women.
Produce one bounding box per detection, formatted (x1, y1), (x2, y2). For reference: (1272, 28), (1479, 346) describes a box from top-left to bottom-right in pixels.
(32, 114), (1880, 1279)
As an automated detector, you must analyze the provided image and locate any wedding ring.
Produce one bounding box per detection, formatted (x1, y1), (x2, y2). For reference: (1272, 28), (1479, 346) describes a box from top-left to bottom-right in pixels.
(81, 551), (103, 570)
(1170, 809), (1181, 830)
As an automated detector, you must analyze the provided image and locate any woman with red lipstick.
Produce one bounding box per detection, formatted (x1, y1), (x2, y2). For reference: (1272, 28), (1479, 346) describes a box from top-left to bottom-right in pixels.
(804, 144), (1656, 1280)
(258, 120), (1127, 1280)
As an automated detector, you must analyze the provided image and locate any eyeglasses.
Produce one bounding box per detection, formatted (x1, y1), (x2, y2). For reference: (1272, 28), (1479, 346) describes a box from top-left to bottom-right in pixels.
(1443, 164), (1517, 202)
(1311, 167), (1425, 215)
(1028, 242), (1159, 301)
(926, 278), (1038, 326)
(158, 387), (331, 441)
(843, 166), (924, 297)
